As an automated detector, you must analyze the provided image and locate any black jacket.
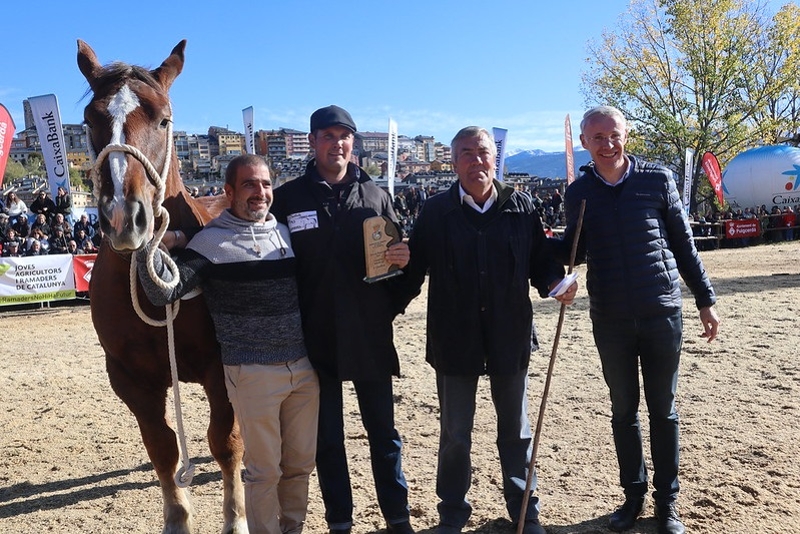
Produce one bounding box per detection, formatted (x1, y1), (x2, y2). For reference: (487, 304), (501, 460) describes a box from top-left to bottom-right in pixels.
(271, 161), (402, 381)
(30, 196), (57, 220)
(400, 180), (565, 376)
(55, 193), (73, 216)
(556, 156), (716, 319)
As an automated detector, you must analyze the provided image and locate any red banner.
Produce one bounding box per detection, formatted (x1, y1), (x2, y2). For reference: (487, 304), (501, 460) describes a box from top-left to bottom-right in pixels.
(701, 151), (724, 206)
(725, 219), (761, 239)
(72, 254), (97, 292)
(0, 103), (16, 188)
(565, 114), (575, 185)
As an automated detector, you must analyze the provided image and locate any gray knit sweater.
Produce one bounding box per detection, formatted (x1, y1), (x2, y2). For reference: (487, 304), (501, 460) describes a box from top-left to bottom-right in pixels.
(137, 210), (308, 366)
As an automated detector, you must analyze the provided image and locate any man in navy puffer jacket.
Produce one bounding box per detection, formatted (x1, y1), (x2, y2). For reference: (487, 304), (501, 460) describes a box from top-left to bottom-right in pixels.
(553, 106), (720, 534)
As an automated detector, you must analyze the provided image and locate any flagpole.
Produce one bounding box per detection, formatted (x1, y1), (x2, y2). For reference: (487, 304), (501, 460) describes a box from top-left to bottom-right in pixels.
(516, 199), (586, 534)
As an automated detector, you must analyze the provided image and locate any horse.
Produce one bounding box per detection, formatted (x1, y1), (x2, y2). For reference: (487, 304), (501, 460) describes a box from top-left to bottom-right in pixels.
(77, 39), (247, 534)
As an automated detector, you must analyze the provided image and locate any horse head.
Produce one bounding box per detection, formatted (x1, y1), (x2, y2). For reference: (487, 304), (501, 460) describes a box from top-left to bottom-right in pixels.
(78, 39), (192, 252)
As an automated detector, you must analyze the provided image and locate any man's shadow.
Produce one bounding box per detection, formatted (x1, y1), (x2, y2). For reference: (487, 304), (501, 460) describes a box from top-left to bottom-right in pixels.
(370, 515), (661, 533)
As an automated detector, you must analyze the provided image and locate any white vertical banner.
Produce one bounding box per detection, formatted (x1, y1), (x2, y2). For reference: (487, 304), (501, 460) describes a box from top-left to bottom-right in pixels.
(28, 94), (70, 195)
(683, 148), (695, 214)
(242, 106), (255, 154)
(387, 118), (398, 197)
(492, 127), (507, 182)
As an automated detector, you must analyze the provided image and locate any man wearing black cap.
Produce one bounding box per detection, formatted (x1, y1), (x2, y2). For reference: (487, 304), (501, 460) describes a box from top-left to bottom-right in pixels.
(271, 105), (414, 534)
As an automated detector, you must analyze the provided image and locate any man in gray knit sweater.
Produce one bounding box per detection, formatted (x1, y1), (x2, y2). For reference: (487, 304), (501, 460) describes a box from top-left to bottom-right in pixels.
(137, 154), (318, 534)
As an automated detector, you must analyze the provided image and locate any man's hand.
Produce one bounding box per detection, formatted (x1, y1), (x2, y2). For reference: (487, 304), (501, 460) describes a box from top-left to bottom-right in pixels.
(385, 242), (410, 269)
(158, 230), (186, 251)
(549, 279), (578, 305)
(699, 305), (720, 342)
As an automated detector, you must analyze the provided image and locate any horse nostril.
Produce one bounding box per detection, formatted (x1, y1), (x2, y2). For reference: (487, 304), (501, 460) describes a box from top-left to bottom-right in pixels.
(133, 201), (149, 231)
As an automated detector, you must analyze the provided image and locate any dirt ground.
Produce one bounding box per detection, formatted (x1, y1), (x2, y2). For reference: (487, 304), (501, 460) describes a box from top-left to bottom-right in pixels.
(1, 242), (799, 534)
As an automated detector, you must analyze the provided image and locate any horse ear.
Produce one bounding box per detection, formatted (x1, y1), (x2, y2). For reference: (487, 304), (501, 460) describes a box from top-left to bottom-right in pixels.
(152, 40), (187, 91)
(77, 39), (103, 90)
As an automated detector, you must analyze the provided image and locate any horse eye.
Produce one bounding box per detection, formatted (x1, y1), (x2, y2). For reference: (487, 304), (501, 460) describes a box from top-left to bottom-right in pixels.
(159, 118), (170, 129)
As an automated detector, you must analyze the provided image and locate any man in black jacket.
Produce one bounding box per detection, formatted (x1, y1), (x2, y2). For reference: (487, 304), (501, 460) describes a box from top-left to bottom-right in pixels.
(30, 190), (57, 224)
(54, 186), (73, 225)
(271, 105), (413, 534)
(555, 106), (720, 534)
(400, 126), (576, 534)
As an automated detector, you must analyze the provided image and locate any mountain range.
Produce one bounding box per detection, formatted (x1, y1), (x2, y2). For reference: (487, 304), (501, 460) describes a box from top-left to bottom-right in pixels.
(505, 148), (593, 178)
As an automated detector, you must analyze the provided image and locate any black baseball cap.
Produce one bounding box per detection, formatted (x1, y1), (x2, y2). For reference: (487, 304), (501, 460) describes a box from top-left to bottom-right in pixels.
(310, 105), (357, 133)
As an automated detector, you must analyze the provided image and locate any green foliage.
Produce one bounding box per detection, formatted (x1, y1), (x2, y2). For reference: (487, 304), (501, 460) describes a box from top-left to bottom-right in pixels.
(3, 159), (26, 183)
(24, 154), (43, 174)
(582, 0), (800, 212)
(69, 167), (84, 190)
(364, 163), (382, 177)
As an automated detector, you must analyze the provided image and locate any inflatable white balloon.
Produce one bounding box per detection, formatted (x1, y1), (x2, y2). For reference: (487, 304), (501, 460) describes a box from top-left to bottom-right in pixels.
(723, 145), (800, 209)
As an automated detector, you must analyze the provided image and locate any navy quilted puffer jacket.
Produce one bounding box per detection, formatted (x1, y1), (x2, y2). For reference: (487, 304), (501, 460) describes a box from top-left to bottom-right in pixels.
(557, 155), (716, 319)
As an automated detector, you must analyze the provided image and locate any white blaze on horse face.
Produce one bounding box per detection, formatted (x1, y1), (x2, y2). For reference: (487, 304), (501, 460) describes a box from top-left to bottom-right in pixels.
(107, 84), (140, 203)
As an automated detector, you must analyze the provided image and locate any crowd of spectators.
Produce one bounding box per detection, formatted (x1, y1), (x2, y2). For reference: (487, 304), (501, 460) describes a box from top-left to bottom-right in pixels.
(188, 185), (224, 197)
(392, 184), (567, 237)
(6, 185), (794, 259)
(1, 190), (102, 258)
(690, 204), (798, 249)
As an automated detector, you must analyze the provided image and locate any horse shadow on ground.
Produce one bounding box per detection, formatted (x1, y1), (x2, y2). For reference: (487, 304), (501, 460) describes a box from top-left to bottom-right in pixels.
(0, 456), (219, 519)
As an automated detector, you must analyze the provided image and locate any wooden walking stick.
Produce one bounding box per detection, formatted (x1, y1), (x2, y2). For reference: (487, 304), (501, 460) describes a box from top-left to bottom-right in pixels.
(516, 199), (586, 534)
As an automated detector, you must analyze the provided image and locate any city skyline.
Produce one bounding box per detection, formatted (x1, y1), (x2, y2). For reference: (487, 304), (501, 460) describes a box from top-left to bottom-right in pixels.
(1, 0), (641, 153)
(2, 1), (787, 153)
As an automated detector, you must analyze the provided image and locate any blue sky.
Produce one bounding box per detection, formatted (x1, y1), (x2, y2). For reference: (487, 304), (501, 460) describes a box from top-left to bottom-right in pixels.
(0, 0), (784, 152)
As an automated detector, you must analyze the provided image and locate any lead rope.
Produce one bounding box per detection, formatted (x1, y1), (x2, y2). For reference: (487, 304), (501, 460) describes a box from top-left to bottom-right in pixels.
(89, 117), (195, 488)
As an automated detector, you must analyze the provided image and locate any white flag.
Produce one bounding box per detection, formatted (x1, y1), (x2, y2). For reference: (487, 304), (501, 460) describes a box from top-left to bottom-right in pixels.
(387, 118), (398, 197)
(28, 94), (70, 195)
(242, 106), (255, 155)
(683, 148), (695, 215)
(492, 127), (507, 182)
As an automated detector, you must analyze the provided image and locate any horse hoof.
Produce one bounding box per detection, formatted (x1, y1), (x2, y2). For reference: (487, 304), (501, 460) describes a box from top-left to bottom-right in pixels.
(223, 517), (249, 534)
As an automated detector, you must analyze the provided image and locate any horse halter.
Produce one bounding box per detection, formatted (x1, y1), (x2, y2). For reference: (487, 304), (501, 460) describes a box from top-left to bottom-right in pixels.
(85, 108), (181, 291)
(86, 110), (174, 209)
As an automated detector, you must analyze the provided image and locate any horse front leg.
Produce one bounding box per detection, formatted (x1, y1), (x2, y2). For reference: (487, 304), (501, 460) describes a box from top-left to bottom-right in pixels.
(107, 357), (194, 534)
(204, 364), (247, 534)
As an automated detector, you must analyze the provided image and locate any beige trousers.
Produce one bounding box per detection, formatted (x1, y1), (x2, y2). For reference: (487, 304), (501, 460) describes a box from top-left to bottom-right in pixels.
(224, 357), (319, 534)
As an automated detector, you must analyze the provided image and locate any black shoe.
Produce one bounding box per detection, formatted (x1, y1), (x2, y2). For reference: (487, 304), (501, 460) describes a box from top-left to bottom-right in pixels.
(387, 520), (415, 534)
(521, 516), (547, 534)
(608, 497), (645, 532)
(329, 529), (351, 534)
(655, 501), (685, 534)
